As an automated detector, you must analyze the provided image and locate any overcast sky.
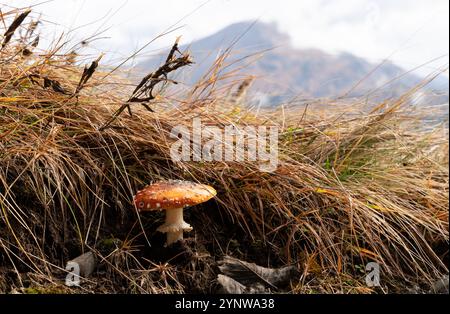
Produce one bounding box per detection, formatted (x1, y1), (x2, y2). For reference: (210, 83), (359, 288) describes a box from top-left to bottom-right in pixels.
(3, 0), (449, 76)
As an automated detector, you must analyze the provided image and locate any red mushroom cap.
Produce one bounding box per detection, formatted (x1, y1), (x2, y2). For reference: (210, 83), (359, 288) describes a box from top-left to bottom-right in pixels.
(134, 180), (217, 211)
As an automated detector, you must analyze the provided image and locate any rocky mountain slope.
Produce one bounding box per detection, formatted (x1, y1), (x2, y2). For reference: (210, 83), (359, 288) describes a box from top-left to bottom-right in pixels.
(138, 21), (448, 106)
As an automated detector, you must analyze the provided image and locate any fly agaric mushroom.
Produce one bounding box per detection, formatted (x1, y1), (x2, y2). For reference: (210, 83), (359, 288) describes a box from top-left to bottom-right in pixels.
(134, 180), (216, 246)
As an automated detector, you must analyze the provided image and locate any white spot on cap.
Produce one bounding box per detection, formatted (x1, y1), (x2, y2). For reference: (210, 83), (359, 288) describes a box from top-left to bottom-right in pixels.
(156, 203), (161, 208)
(147, 203), (150, 209)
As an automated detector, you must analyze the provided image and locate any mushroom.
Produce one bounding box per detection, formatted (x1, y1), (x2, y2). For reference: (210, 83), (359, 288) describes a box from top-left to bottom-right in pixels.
(134, 180), (217, 246)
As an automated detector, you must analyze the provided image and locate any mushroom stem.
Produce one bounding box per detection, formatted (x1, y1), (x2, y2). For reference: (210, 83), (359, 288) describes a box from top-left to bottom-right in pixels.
(167, 229), (183, 246)
(158, 207), (192, 246)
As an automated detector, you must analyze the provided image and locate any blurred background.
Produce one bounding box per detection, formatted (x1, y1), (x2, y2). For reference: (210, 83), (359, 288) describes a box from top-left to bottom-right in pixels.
(3, 0), (449, 105)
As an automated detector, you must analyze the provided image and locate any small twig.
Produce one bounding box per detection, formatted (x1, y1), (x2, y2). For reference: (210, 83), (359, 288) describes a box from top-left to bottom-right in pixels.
(74, 54), (103, 95)
(1, 9), (31, 50)
(31, 35), (39, 47)
(25, 73), (70, 95)
(44, 77), (70, 95)
(24, 19), (39, 39)
(99, 38), (192, 131)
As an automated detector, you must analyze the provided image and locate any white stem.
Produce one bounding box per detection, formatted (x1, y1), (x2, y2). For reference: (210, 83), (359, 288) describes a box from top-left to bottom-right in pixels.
(157, 208), (193, 246)
(165, 207), (184, 246)
(166, 229), (183, 246)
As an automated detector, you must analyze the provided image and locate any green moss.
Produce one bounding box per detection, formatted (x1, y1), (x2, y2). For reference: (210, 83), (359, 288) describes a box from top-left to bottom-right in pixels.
(23, 286), (67, 294)
(23, 287), (40, 294)
(98, 237), (122, 254)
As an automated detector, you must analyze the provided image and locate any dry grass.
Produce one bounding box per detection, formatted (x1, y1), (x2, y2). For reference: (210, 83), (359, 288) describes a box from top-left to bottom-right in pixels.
(0, 7), (448, 294)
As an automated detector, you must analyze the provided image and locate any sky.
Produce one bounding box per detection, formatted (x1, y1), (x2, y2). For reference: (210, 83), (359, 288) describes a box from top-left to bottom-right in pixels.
(2, 0), (449, 76)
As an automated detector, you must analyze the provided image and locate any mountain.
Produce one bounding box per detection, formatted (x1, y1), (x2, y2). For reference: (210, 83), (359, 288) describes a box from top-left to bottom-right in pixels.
(138, 21), (449, 106)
